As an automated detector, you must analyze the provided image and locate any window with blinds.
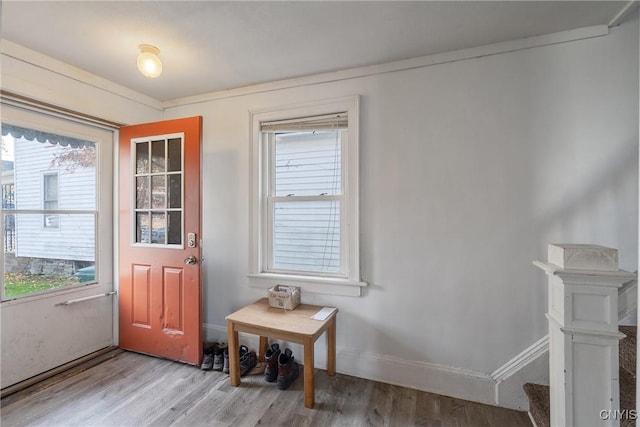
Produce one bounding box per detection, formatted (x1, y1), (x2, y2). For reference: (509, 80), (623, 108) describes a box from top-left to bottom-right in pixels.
(249, 96), (365, 294)
(264, 114), (346, 275)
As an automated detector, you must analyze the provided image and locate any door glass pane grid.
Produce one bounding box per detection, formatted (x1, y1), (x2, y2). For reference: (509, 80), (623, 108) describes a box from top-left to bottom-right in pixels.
(133, 136), (183, 246)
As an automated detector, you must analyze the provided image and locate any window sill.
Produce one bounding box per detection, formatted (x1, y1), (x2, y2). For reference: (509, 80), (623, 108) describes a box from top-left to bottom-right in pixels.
(247, 273), (367, 297)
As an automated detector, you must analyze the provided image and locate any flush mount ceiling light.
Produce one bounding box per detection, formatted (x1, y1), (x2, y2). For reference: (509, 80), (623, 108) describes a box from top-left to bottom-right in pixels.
(137, 44), (162, 78)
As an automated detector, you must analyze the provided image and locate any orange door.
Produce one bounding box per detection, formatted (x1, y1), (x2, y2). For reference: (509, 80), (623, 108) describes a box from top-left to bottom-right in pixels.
(118, 117), (202, 365)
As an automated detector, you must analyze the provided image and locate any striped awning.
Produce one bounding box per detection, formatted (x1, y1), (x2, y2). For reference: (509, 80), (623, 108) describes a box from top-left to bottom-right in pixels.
(1, 123), (95, 148)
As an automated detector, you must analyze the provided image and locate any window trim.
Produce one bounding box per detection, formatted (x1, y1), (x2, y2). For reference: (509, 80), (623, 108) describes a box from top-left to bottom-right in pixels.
(249, 96), (366, 296)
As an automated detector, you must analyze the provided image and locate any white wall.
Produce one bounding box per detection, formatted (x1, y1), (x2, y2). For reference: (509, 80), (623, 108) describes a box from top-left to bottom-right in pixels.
(1, 14), (637, 407)
(1, 41), (162, 125)
(165, 15), (639, 405)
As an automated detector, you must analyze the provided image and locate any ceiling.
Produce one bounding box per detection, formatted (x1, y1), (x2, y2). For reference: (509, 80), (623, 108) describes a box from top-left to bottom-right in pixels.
(0, 1), (633, 102)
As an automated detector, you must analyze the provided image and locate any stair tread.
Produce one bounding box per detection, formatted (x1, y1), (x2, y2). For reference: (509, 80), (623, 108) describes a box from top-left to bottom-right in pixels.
(523, 383), (550, 427)
(620, 325), (636, 377)
(524, 326), (636, 427)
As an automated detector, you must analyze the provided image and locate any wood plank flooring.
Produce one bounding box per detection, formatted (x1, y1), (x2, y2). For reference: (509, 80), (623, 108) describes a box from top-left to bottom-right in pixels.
(1, 351), (532, 427)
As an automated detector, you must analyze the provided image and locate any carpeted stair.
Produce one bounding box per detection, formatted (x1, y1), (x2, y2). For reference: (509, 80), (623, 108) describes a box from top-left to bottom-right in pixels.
(523, 326), (636, 427)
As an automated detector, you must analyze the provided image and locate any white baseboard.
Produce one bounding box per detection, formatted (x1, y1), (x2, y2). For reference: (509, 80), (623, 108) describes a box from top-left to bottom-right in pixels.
(337, 349), (496, 405)
(203, 322), (495, 406)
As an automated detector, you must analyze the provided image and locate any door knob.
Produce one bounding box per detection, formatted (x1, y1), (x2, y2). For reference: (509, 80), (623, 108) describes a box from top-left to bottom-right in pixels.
(184, 255), (198, 265)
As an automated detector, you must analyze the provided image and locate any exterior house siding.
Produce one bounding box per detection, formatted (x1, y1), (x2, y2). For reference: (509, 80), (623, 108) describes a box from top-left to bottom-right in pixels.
(14, 138), (95, 262)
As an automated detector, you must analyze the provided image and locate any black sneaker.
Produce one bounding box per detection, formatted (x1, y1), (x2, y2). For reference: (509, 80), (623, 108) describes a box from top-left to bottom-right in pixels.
(276, 348), (299, 390)
(213, 343), (226, 371)
(223, 347), (229, 374)
(223, 345), (249, 374)
(200, 342), (216, 370)
(264, 343), (280, 382)
(240, 350), (258, 377)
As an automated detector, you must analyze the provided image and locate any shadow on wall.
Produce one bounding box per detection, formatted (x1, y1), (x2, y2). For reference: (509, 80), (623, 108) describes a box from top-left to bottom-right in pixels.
(532, 138), (638, 268)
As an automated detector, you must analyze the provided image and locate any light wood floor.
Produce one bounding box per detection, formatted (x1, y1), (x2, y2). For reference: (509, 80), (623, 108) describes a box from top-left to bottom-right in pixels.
(1, 350), (532, 427)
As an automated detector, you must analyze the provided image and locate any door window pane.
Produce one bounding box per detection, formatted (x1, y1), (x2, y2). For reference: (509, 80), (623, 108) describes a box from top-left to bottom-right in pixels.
(151, 140), (165, 173)
(151, 175), (166, 209)
(167, 212), (181, 245)
(136, 142), (149, 174)
(136, 176), (150, 209)
(168, 175), (181, 208)
(136, 212), (150, 244)
(167, 138), (182, 172)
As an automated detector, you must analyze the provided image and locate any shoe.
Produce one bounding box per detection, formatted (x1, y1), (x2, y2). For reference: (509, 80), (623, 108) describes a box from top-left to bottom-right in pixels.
(223, 344), (249, 374)
(223, 347), (229, 374)
(264, 343), (280, 382)
(276, 348), (299, 390)
(240, 349), (258, 377)
(201, 353), (213, 370)
(200, 342), (216, 370)
(213, 343), (227, 371)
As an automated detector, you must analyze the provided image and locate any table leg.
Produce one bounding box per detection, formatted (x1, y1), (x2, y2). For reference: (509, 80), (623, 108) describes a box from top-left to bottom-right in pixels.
(327, 317), (336, 376)
(303, 336), (315, 408)
(258, 336), (269, 362)
(226, 319), (240, 386)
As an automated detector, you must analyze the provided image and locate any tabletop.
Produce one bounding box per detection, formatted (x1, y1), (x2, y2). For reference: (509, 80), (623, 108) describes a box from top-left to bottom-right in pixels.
(225, 298), (337, 337)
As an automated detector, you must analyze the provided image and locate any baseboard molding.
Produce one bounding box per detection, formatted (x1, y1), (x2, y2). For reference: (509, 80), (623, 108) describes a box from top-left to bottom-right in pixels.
(338, 349), (496, 405)
(0, 346), (122, 399)
(202, 322), (495, 405)
(205, 280), (638, 411)
(491, 335), (549, 384)
(489, 278), (637, 410)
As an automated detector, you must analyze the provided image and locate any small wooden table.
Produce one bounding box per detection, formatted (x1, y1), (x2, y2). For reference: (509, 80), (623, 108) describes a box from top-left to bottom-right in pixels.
(225, 298), (337, 408)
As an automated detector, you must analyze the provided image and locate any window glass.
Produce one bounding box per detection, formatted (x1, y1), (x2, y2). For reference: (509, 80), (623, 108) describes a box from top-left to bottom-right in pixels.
(272, 199), (341, 273)
(43, 173), (59, 228)
(133, 136), (183, 246)
(1, 127), (97, 298)
(274, 131), (342, 197)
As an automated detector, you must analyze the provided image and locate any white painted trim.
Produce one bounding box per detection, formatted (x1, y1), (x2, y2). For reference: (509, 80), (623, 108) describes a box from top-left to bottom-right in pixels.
(202, 322), (495, 405)
(0, 39), (163, 111)
(490, 335), (549, 384)
(247, 273), (364, 297)
(164, 25), (609, 108)
(491, 279), (636, 407)
(338, 349), (496, 405)
(1, 24), (611, 111)
(248, 96), (365, 297)
(608, 1), (639, 28)
(618, 277), (638, 321)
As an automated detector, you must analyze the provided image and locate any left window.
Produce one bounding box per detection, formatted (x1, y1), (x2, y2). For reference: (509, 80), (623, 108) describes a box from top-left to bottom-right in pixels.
(43, 173), (59, 228)
(1, 118), (104, 299)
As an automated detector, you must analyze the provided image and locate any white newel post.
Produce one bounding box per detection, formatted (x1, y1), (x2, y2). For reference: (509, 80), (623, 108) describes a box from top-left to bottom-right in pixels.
(534, 244), (635, 427)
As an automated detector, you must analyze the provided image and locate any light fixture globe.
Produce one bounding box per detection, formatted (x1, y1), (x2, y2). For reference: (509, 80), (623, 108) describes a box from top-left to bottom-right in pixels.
(137, 44), (162, 78)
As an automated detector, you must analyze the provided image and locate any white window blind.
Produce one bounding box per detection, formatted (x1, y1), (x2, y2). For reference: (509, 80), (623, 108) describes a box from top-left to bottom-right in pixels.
(262, 114), (347, 275)
(249, 96), (365, 296)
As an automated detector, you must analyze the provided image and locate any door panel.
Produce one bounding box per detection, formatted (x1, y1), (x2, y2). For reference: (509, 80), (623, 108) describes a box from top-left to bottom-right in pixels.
(0, 104), (114, 389)
(118, 117), (201, 365)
